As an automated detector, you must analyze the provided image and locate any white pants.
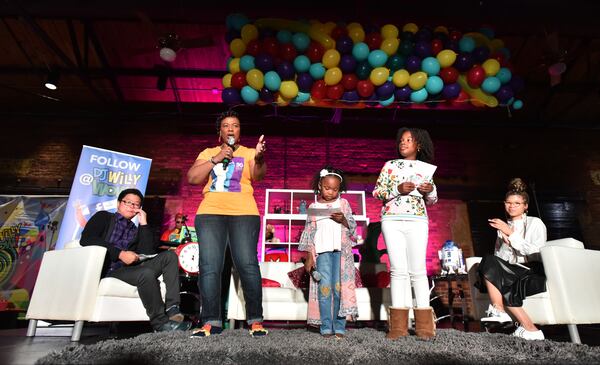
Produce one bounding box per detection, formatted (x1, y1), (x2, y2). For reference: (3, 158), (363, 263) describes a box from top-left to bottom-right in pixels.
(381, 220), (430, 308)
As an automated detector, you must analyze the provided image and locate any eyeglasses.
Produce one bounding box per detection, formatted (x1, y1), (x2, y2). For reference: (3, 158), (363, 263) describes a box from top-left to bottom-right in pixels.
(176, 220), (183, 223)
(504, 201), (524, 207)
(121, 200), (141, 208)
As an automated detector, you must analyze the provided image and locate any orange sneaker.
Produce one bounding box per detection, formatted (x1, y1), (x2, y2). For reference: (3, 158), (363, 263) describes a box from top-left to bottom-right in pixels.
(249, 322), (268, 337)
(190, 324), (222, 338)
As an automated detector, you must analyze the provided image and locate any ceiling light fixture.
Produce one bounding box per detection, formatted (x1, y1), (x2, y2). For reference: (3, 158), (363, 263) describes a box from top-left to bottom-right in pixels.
(158, 33), (180, 63)
(44, 70), (60, 90)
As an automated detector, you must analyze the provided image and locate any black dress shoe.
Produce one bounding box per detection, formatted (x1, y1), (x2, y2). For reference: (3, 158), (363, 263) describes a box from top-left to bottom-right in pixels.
(155, 320), (192, 332)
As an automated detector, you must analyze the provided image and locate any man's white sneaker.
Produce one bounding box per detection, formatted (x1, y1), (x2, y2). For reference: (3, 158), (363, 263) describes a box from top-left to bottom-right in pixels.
(481, 304), (512, 323)
(512, 325), (545, 340)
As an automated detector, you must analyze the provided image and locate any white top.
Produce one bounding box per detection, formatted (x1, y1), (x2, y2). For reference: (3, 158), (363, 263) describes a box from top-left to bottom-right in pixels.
(311, 198), (342, 254)
(494, 215), (547, 264)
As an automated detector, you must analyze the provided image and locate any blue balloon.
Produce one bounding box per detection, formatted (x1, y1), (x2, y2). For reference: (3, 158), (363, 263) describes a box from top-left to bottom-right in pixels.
(339, 54), (357, 73)
(454, 53), (474, 72)
(379, 94), (395, 106)
(276, 30), (292, 44)
(241, 85), (259, 104)
(395, 86), (412, 101)
(441, 83), (461, 99)
(239, 55), (255, 72)
(293, 91), (310, 103)
(221, 87), (242, 104)
(495, 85), (514, 103)
(259, 87), (274, 103)
(472, 46), (490, 63)
(352, 42), (370, 62)
(496, 67), (512, 84)
(481, 76), (501, 94)
(512, 99), (523, 110)
(309, 63), (326, 80)
(421, 57), (440, 76)
(293, 55), (311, 73)
(276, 61), (295, 80)
(292, 33), (310, 52)
(406, 56), (422, 73)
(264, 71), (281, 91)
(368, 50), (389, 68)
(376, 81), (395, 99)
(425, 76), (444, 94)
(254, 53), (274, 72)
(414, 40), (432, 58)
(225, 13), (249, 31)
(342, 90), (359, 104)
(336, 35), (354, 55)
(296, 72), (314, 92)
(459, 36), (476, 53)
(410, 88), (429, 103)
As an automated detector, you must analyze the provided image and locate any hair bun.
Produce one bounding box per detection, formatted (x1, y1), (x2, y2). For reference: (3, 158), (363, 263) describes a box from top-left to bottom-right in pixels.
(507, 178), (527, 193)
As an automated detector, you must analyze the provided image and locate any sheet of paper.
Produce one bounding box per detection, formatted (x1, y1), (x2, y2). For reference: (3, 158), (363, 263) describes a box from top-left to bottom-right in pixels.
(306, 207), (342, 216)
(406, 161), (437, 197)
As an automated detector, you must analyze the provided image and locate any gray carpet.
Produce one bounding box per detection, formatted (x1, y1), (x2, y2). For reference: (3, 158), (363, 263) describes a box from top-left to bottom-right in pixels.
(36, 328), (600, 364)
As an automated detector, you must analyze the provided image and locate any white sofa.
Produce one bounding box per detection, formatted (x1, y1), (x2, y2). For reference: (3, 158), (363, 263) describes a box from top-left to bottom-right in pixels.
(227, 261), (392, 326)
(25, 240), (165, 341)
(466, 237), (600, 343)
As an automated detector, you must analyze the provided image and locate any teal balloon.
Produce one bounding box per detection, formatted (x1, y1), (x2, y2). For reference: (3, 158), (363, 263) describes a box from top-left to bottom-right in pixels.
(459, 36), (475, 53)
(293, 91), (310, 103)
(277, 30), (293, 44)
(226, 13), (249, 31)
(368, 50), (388, 68)
(421, 57), (440, 76)
(352, 42), (370, 62)
(239, 55), (255, 72)
(512, 99), (523, 110)
(292, 33), (310, 52)
(398, 41), (413, 56)
(309, 63), (326, 80)
(479, 27), (495, 39)
(425, 76), (444, 94)
(293, 55), (311, 73)
(379, 94), (395, 106)
(355, 61), (372, 80)
(386, 54), (405, 71)
(481, 76), (501, 94)
(241, 85), (259, 104)
(410, 88), (429, 103)
(264, 71), (282, 91)
(496, 67), (512, 84)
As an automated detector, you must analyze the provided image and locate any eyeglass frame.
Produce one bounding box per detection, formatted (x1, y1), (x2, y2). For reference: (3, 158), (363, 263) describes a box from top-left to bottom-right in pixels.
(120, 199), (141, 209)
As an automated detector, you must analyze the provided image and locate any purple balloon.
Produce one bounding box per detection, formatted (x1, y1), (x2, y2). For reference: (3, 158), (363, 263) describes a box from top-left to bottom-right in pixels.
(365, 92), (379, 106)
(472, 46), (490, 63)
(509, 75), (525, 93)
(454, 53), (474, 72)
(441, 83), (461, 99)
(222, 87), (242, 104)
(495, 85), (514, 103)
(276, 61), (295, 80)
(336, 35), (354, 55)
(342, 90), (359, 103)
(394, 86), (412, 101)
(406, 56), (422, 73)
(254, 53), (274, 72)
(376, 81), (395, 99)
(340, 54), (357, 73)
(296, 72), (314, 92)
(415, 40), (432, 58)
(259, 87), (274, 103)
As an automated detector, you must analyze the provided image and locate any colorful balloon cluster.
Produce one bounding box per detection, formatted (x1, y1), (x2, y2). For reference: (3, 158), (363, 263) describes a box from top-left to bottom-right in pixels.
(222, 13), (525, 110)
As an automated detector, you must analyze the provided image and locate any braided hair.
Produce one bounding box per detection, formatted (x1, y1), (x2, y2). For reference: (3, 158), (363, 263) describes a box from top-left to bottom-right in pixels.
(311, 165), (347, 194)
(395, 127), (434, 163)
(505, 178), (529, 204)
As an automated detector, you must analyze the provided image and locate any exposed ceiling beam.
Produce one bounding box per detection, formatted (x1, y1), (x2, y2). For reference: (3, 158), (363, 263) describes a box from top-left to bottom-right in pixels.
(85, 20), (124, 102)
(0, 66), (226, 78)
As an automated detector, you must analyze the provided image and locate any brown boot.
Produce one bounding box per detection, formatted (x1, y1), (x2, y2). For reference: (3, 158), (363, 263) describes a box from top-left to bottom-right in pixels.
(414, 307), (436, 339)
(386, 307), (409, 339)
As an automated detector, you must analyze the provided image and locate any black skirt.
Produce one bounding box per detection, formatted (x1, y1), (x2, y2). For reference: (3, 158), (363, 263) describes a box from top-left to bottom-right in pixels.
(475, 255), (546, 307)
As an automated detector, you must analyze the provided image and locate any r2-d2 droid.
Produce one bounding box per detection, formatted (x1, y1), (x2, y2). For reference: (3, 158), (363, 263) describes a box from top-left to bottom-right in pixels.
(438, 240), (467, 276)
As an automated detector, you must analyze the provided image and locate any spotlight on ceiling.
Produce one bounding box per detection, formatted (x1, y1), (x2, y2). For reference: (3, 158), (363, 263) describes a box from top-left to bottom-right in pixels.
(158, 33), (180, 62)
(44, 70), (60, 90)
(159, 47), (177, 62)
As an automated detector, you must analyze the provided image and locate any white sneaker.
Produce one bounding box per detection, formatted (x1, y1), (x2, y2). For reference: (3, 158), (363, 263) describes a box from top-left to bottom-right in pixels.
(512, 325), (545, 340)
(481, 304), (512, 323)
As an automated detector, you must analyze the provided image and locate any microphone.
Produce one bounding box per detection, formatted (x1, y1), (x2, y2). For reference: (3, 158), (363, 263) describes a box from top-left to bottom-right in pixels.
(222, 136), (235, 170)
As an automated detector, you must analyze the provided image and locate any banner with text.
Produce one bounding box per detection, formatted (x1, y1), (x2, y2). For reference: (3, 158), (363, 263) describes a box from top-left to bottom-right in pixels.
(55, 146), (152, 249)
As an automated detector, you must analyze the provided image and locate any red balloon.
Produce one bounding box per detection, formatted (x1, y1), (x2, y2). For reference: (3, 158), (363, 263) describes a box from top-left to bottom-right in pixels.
(365, 32), (382, 50)
(246, 40), (261, 57)
(431, 39), (443, 55)
(327, 84), (345, 100)
(279, 43), (297, 62)
(467, 65), (486, 88)
(306, 41), (324, 63)
(331, 25), (348, 40)
(449, 30), (462, 42)
(262, 37), (279, 58)
(439, 67), (459, 84)
(356, 80), (375, 98)
(311, 80), (327, 100)
(341, 73), (358, 90)
(231, 72), (247, 89)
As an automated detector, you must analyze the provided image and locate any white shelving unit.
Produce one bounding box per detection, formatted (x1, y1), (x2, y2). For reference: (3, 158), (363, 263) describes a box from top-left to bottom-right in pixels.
(261, 189), (369, 262)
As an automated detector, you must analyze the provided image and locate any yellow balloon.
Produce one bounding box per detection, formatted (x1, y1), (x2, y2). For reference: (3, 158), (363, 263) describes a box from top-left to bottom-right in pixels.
(403, 23), (419, 34)
(434, 26), (448, 35)
(369, 67), (390, 86)
(381, 24), (399, 39)
(230, 38), (246, 58)
(276, 93), (291, 106)
(323, 21), (337, 34)
(348, 26), (365, 43)
(222, 73), (232, 88)
(380, 38), (399, 56)
(241, 24), (258, 44)
(347, 22), (362, 30)
(228, 58), (241, 74)
(489, 38), (505, 53)
(324, 67), (342, 85)
(280, 80), (299, 99)
(322, 49), (341, 68)
(436, 49), (457, 68)
(246, 69), (264, 90)
(482, 59), (500, 76)
(392, 69), (410, 87)
(457, 74), (498, 107)
(408, 71), (428, 90)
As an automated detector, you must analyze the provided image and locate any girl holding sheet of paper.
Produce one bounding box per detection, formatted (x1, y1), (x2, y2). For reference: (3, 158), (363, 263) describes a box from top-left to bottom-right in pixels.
(373, 127), (438, 340)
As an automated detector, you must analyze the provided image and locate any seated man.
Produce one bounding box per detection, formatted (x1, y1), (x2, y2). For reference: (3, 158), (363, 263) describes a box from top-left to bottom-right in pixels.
(161, 213), (191, 244)
(80, 188), (191, 332)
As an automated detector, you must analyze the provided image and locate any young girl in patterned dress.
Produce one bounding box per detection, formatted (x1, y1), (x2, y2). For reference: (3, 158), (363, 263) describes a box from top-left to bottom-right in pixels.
(373, 127), (438, 339)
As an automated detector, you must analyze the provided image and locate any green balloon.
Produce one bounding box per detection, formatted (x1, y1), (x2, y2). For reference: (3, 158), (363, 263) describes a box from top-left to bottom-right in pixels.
(356, 61), (373, 80)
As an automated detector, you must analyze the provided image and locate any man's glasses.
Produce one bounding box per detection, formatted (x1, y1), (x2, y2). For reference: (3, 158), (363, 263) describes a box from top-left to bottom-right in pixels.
(121, 200), (141, 208)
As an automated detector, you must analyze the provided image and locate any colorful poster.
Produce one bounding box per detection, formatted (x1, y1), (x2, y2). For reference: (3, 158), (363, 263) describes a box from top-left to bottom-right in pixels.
(0, 196), (66, 311)
(55, 146), (152, 250)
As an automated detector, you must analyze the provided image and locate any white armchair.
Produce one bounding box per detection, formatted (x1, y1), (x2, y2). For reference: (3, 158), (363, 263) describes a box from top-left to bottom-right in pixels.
(466, 238), (600, 343)
(25, 240), (165, 341)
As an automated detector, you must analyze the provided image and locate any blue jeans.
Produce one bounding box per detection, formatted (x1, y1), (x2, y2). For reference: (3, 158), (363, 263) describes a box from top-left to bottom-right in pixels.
(195, 214), (263, 327)
(316, 250), (346, 335)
